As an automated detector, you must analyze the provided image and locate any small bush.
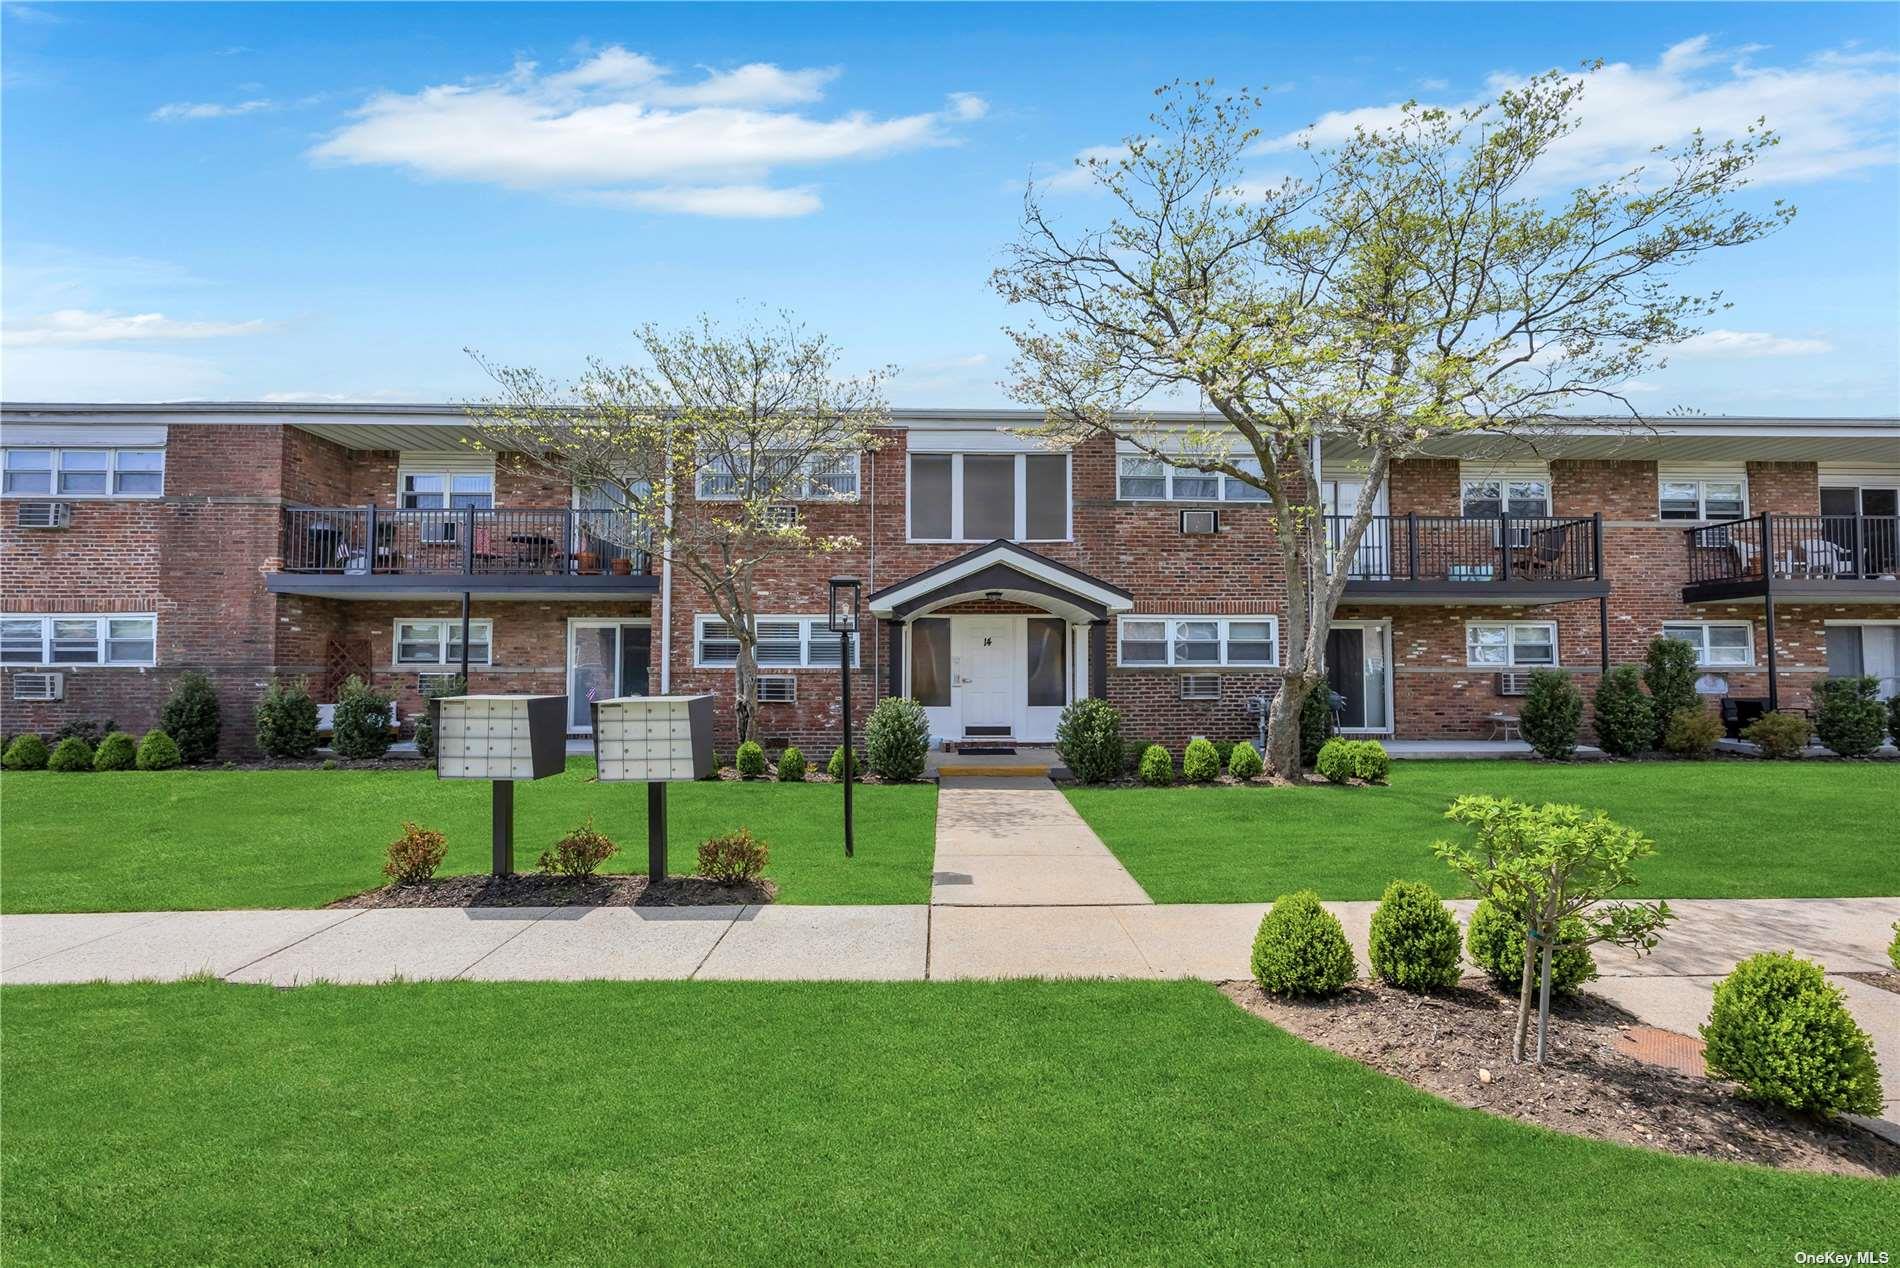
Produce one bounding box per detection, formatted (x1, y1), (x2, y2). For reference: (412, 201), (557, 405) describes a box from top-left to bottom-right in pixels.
(1349, 739), (1389, 784)
(134, 729), (182, 771)
(1643, 636), (1700, 749)
(1227, 741), (1264, 780)
(538, 818), (620, 880)
(92, 731), (137, 771)
(1213, 740), (1236, 769)
(1251, 891), (1356, 997)
(826, 745), (860, 780)
(411, 674), (466, 760)
(382, 822), (448, 885)
(47, 737), (94, 772)
(54, 718), (118, 747)
(331, 674), (394, 760)
(1122, 737), (1158, 773)
(1814, 676), (1886, 758)
(255, 677), (321, 759)
(1465, 897), (1597, 994)
(1662, 705), (1723, 757)
(1315, 737), (1355, 783)
(1137, 743), (1174, 787)
(1182, 737), (1220, 784)
(1701, 951), (1883, 1118)
(159, 670), (221, 764)
(2, 734), (49, 771)
(1591, 665), (1653, 757)
(321, 757), (338, 770)
(1299, 682), (1334, 766)
(865, 696), (930, 782)
(1519, 669), (1582, 760)
(1055, 698), (1124, 784)
(1368, 881), (1463, 992)
(735, 740), (767, 778)
(697, 828), (769, 883)
(1742, 710), (1812, 759)
(776, 746), (807, 782)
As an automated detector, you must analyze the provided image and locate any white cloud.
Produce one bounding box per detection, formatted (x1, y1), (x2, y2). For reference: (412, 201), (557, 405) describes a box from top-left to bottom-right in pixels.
(258, 390), (427, 404)
(0, 347), (231, 400)
(308, 45), (987, 217)
(1673, 329), (1834, 358)
(1032, 144), (1130, 194)
(1, 308), (274, 346)
(1257, 37), (1900, 187)
(150, 98), (278, 122)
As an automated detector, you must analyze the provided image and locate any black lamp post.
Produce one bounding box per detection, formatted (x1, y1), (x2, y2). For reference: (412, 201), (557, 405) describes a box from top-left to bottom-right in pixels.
(828, 575), (862, 859)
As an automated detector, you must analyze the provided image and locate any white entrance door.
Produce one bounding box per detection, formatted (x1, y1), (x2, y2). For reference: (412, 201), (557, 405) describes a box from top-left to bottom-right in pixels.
(959, 617), (1015, 734)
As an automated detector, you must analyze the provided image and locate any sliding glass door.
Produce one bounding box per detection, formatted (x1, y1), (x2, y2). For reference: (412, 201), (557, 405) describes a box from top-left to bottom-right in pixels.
(567, 621), (651, 730)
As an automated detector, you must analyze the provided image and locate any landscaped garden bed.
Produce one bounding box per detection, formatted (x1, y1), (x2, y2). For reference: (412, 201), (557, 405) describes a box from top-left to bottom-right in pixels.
(329, 871), (775, 908)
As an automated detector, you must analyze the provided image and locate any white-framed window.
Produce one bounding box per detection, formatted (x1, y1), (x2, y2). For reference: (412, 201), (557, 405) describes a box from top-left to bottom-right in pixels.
(1117, 616), (1278, 667)
(393, 619), (492, 666)
(696, 452), (862, 502)
(1658, 477), (1747, 522)
(1116, 454), (1269, 503)
(1660, 621), (1754, 667)
(693, 615), (861, 670)
(1, 448), (165, 499)
(1465, 621), (1557, 668)
(907, 452), (1071, 542)
(1460, 477), (1550, 519)
(0, 614), (156, 666)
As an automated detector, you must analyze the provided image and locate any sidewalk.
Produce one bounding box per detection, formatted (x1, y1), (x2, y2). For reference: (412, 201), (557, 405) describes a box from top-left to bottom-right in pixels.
(930, 775), (1151, 906)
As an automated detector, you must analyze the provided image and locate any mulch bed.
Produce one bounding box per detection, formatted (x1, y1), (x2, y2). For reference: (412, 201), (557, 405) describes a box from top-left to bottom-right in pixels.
(328, 873), (775, 909)
(1841, 970), (1900, 997)
(1223, 978), (1897, 1179)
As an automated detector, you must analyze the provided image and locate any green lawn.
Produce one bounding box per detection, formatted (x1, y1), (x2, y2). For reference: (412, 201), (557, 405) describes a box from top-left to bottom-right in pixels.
(1068, 760), (1900, 903)
(3, 979), (1886, 1265)
(0, 761), (935, 912)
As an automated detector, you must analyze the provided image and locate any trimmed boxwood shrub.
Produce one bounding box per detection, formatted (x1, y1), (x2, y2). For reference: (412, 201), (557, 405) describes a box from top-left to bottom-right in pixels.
(1701, 951), (1883, 1118)
(1251, 890), (1356, 997)
(734, 740), (767, 778)
(1213, 740), (1236, 769)
(1643, 635), (1700, 749)
(54, 718), (118, 747)
(1315, 737), (1354, 783)
(1350, 739), (1389, 784)
(865, 696), (930, 782)
(1122, 737), (1158, 773)
(1137, 743), (1174, 787)
(1054, 698), (1124, 785)
(92, 731), (138, 771)
(826, 746), (860, 779)
(1227, 741), (1264, 780)
(1367, 880), (1462, 991)
(135, 729), (182, 771)
(1465, 897), (1597, 994)
(1182, 737), (1220, 784)
(1814, 676), (1885, 758)
(159, 670), (221, 764)
(1742, 710), (1812, 759)
(410, 674), (466, 761)
(1519, 669), (1582, 760)
(1591, 665), (1653, 757)
(1663, 705), (1723, 757)
(331, 674), (395, 760)
(776, 746), (807, 782)
(2, 733), (49, 771)
(47, 737), (94, 772)
(1299, 682), (1334, 766)
(256, 677), (321, 759)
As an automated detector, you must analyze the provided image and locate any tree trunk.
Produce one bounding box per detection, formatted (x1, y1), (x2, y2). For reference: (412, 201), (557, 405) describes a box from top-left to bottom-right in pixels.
(1265, 672), (1317, 779)
(1513, 913), (1538, 1063)
(734, 641), (758, 746)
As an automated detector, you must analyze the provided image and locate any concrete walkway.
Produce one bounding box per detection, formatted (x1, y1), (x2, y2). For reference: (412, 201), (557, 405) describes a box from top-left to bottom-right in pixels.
(929, 775), (1151, 906)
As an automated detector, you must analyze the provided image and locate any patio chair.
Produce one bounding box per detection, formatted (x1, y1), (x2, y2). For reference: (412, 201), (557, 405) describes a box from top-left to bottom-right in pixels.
(1796, 537), (1848, 577)
(1515, 522), (1571, 578)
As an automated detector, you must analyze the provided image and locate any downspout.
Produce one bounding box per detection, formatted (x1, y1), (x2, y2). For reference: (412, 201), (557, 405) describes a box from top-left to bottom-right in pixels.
(659, 451), (674, 694)
(867, 435), (878, 700)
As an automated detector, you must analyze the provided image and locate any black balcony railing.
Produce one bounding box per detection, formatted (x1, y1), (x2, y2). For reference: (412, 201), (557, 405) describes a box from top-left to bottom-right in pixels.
(281, 507), (650, 577)
(1686, 512), (1900, 585)
(1324, 514), (1601, 584)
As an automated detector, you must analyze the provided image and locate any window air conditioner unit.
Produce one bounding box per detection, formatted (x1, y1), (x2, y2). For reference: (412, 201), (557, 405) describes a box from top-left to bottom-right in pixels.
(13, 672), (63, 702)
(1496, 671), (1533, 697)
(1180, 674), (1221, 701)
(757, 676), (796, 704)
(1179, 509), (1218, 535)
(16, 502), (71, 530)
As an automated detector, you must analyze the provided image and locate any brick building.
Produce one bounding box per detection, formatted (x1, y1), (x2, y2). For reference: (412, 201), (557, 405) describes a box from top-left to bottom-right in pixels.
(2, 402), (1896, 756)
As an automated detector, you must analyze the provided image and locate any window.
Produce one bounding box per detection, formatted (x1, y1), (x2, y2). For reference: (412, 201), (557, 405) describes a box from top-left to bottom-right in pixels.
(1025, 617), (1067, 707)
(1461, 477), (1550, 519)
(1660, 622), (1753, 667)
(1659, 477), (1746, 521)
(0, 614), (156, 666)
(393, 619), (492, 666)
(911, 617), (951, 707)
(907, 452), (1070, 542)
(1118, 616), (1279, 667)
(1465, 622), (1557, 668)
(401, 472), (493, 510)
(1118, 454), (1270, 503)
(693, 616), (860, 669)
(1, 448), (163, 499)
(696, 452), (862, 502)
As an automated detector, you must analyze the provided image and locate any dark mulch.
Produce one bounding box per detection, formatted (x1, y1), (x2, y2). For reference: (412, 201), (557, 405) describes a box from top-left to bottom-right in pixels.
(1223, 977), (1897, 1179)
(328, 872), (775, 909)
(1841, 970), (1900, 997)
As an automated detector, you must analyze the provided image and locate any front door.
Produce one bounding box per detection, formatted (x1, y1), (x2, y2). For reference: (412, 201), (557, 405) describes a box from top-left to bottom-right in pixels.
(959, 617), (1014, 735)
(1325, 623), (1391, 732)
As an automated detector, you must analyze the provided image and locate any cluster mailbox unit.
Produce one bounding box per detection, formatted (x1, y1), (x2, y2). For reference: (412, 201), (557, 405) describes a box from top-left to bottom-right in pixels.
(432, 694), (567, 875)
(591, 694), (717, 881)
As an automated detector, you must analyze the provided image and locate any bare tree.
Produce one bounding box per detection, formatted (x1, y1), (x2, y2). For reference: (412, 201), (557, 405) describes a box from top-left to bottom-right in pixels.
(993, 71), (1791, 775)
(466, 313), (891, 742)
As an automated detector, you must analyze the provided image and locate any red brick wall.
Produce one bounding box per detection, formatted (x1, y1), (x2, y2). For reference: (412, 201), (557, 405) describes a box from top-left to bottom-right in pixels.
(1746, 462), (1821, 515)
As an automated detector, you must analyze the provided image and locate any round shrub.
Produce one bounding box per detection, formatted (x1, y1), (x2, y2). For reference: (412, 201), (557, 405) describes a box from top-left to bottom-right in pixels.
(1298, 681), (1334, 766)
(1137, 743), (1174, 787)
(539, 818), (620, 880)
(1591, 665), (1653, 757)
(1213, 740), (1235, 769)
(1349, 739), (1389, 785)
(410, 674), (465, 761)
(776, 746), (807, 782)
(1465, 897), (1597, 994)
(1814, 676), (1885, 758)
(1701, 951), (1883, 1118)
(1519, 669), (1582, 760)
(1368, 881), (1462, 991)
(735, 740), (767, 779)
(1227, 740), (1264, 780)
(2, 733), (49, 771)
(1122, 738), (1158, 773)
(1663, 705), (1723, 758)
(255, 677), (321, 759)
(135, 729), (182, 771)
(1314, 737), (1355, 784)
(1182, 737), (1220, 784)
(697, 828), (769, 883)
(826, 745), (859, 780)
(92, 731), (138, 771)
(1054, 698), (1124, 784)
(1742, 710), (1812, 759)
(331, 674), (395, 760)
(159, 669), (221, 764)
(47, 736), (94, 772)
(383, 822), (448, 884)
(865, 696), (930, 782)
(1643, 635), (1700, 749)
(1251, 891), (1356, 997)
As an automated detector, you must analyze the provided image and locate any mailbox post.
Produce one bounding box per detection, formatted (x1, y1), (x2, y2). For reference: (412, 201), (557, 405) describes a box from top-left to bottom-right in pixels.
(591, 694), (716, 883)
(432, 695), (567, 875)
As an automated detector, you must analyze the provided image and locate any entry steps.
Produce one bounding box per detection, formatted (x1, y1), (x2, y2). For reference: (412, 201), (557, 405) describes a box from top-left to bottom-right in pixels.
(932, 744), (1063, 779)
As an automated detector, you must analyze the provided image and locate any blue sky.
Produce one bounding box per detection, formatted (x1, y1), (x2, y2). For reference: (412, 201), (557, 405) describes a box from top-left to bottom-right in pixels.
(3, 2), (1897, 414)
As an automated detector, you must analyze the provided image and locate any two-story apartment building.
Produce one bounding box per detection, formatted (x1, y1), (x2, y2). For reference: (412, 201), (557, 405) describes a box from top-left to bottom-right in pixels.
(2, 402), (1896, 757)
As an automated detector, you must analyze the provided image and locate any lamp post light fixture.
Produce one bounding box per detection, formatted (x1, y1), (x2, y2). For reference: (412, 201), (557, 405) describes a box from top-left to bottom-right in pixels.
(827, 575), (862, 859)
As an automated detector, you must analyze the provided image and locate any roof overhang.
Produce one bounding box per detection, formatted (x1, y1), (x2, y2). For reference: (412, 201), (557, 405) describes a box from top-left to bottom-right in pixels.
(867, 541), (1134, 623)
